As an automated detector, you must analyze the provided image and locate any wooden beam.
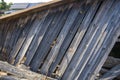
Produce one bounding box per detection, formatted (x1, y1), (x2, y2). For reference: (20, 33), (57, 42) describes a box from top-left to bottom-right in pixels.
(100, 68), (120, 80)
(0, 76), (27, 80)
(103, 56), (120, 68)
(0, 61), (56, 80)
(99, 64), (120, 80)
(0, 0), (74, 23)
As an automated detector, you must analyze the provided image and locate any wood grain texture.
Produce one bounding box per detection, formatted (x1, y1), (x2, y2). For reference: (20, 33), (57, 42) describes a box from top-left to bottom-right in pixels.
(0, 61), (56, 80)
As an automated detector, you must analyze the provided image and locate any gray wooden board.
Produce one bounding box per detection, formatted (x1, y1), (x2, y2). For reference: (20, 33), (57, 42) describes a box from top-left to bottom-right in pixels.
(8, 17), (33, 58)
(14, 13), (48, 66)
(0, 22), (10, 53)
(89, 20), (120, 80)
(57, 0), (100, 78)
(73, 0), (119, 80)
(48, 2), (90, 76)
(0, 24), (4, 51)
(99, 64), (120, 80)
(29, 7), (72, 72)
(40, 2), (88, 75)
(31, 12), (60, 70)
(61, 0), (114, 79)
(78, 1), (120, 79)
(8, 17), (35, 64)
(0, 22), (13, 60)
(15, 11), (49, 65)
(83, 1), (120, 79)
(25, 13), (55, 65)
(8, 26), (23, 58)
(2, 22), (16, 60)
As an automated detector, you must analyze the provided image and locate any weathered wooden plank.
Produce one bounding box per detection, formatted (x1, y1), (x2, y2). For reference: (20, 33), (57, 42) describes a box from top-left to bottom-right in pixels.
(8, 26), (23, 58)
(59, 2), (96, 79)
(25, 10), (55, 65)
(99, 64), (120, 80)
(79, 2), (120, 80)
(0, 76), (28, 80)
(39, 6), (80, 74)
(30, 10), (67, 70)
(30, 5), (80, 72)
(40, 2), (88, 75)
(103, 56), (120, 68)
(84, 2), (118, 80)
(59, 0), (101, 79)
(14, 12), (49, 66)
(8, 17), (35, 64)
(29, 8), (71, 71)
(7, 16), (33, 58)
(24, 8), (66, 66)
(89, 21), (120, 80)
(14, 19), (44, 65)
(0, 61), (56, 80)
(88, 22), (120, 80)
(0, 22), (10, 52)
(100, 68), (120, 80)
(48, 1), (90, 76)
(0, 21), (14, 61)
(73, 1), (120, 80)
(0, 24), (4, 51)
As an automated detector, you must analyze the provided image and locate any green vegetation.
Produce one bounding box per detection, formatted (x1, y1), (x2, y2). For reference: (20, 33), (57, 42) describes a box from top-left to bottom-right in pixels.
(0, 0), (13, 10)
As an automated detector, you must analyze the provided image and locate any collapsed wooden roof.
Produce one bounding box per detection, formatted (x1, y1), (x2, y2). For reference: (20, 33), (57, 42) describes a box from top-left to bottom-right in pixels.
(0, 0), (120, 80)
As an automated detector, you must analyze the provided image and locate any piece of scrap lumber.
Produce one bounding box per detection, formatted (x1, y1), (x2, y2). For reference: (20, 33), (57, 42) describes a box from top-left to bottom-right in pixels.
(103, 56), (120, 68)
(99, 64), (120, 80)
(0, 61), (56, 80)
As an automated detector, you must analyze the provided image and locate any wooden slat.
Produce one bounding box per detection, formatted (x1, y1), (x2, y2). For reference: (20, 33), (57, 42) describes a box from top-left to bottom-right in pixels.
(0, 23), (12, 60)
(24, 5), (71, 66)
(29, 7), (71, 71)
(88, 0), (120, 79)
(57, 0), (99, 78)
(14, 11), (51, 66)
(48, 1), (90, 76)
(78, 1), (120, 79)
(40, 2), (86, 75)
(25, 12), (56, 65)
(89, 21), (120, 80)
(0, 24), (4, 52)
(8, 17), (35, 64)
(74, 1), (120, 80)
(30, 5), (80, 72)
